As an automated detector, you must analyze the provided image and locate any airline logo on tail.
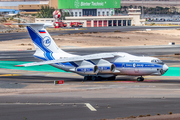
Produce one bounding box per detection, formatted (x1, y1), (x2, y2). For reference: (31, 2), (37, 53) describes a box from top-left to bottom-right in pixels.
(42, 36), (51, 47)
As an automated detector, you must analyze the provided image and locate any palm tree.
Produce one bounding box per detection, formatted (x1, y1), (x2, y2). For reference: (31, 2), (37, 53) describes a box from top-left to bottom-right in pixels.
(129, 5), (133, 9)
(37, 5), (55, 18)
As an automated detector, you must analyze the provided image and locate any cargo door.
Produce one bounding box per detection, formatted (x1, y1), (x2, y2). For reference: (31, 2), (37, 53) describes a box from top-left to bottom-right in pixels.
(87, 20), (91, 27)
(94, 21), (97, 27)
(103, 20), (107, 27)
(99, 21), (102, 27)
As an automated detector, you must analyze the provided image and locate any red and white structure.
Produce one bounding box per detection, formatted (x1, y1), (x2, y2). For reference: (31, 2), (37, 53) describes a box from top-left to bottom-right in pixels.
(53, 10), (61, 28)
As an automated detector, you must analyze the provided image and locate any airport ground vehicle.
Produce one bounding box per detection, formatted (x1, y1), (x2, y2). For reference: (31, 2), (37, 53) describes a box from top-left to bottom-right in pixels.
(59, 22), (67, 27)
(70, 22), (83, 27)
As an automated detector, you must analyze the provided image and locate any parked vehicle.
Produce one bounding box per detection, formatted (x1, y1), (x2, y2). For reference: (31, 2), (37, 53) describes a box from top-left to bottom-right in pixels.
(70, 22), (83, 27)
(58, 22), (67, 27)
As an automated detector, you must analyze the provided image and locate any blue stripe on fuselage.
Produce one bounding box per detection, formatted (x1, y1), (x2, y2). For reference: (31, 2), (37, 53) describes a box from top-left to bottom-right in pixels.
(113, 62), (162, 68)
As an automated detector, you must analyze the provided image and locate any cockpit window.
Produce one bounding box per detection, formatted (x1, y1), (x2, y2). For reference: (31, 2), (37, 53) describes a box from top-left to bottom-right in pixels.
(151, 59), (164, 65)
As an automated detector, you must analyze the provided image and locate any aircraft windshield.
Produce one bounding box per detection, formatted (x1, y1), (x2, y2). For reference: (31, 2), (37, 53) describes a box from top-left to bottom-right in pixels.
(151, 59), (164, 65)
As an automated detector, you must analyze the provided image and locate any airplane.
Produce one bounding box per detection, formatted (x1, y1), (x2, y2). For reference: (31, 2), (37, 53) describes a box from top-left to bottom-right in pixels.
(6, 23), (169, 81)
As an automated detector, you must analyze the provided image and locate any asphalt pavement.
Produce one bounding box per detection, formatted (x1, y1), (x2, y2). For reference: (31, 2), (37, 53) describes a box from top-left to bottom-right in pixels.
(0, 26), (180, 41)
(0, 27), (180, 120)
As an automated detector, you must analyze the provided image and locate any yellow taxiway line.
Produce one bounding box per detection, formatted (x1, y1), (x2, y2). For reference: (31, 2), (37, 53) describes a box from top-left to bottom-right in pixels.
(0, 74), (21, 77)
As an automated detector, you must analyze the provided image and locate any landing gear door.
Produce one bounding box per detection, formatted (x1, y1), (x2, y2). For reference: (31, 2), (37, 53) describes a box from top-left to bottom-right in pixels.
(134, 68), (139, 73)
(133, 63), (139, 73)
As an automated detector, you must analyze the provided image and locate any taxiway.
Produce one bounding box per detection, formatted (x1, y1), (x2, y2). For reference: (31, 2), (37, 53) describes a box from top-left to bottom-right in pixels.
(0, 45), (180, 119)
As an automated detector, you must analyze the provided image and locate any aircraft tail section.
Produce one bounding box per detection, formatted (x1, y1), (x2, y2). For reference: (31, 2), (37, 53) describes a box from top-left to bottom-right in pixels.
(9, 23), (72, 60)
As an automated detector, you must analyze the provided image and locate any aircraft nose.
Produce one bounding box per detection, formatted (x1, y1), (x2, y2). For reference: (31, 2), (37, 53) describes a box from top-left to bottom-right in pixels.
(163, 64), (169, 73)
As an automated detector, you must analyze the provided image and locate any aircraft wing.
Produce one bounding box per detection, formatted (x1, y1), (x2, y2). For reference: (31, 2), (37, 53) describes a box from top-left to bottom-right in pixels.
(16, 53), (119, 67)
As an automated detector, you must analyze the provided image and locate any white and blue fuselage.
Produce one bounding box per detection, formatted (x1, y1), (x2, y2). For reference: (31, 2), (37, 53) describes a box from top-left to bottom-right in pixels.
(13, 23), (168, 81)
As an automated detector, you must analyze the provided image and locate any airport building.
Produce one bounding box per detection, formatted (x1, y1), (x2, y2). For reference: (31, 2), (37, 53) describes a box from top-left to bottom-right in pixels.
(35, 0), (145, 26)
(0, 0), (145, 26)
(58, 0), (120, 17)
(18, 0), (120, 16)
(36, 8), (145, 27)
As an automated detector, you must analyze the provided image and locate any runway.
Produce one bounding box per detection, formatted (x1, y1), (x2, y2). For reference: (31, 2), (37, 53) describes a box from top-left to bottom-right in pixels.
(0, 45), (180, 120)
(0, 26), (180, 41)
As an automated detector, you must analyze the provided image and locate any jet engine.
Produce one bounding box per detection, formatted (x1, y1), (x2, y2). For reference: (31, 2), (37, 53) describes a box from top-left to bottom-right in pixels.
(98, 64), (116, 73)
(90, 59), (117, 74)
(76, 65), (99, 75)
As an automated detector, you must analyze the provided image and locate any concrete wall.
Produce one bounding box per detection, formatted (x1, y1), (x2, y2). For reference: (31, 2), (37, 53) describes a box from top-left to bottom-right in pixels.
(48, 0), (58, 9)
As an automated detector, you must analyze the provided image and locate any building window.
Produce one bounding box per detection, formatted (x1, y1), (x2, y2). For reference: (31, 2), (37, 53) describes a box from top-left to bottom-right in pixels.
(75, 12), (77, 17)
(71, 12), (73, 17)
(98, 11), (100, 16)
(102, 11), (105, 16)
(79, 12), (81, 17)
(107, 11), (109, 16)
(111, 11), (113, 16)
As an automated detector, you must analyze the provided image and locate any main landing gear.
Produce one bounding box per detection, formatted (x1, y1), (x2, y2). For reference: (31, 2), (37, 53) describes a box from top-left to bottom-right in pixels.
(84, 76), (116, 81)
(137, 76), (144, 82)
(84, 76), (99, 81)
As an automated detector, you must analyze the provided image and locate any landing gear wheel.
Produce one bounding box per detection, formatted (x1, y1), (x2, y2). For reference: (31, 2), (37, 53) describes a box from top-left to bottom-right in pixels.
(91, 76), (99, 81)
(108, 76), (116, 80)
(84, 76), (91, 81)
(137, 77), (144, 82)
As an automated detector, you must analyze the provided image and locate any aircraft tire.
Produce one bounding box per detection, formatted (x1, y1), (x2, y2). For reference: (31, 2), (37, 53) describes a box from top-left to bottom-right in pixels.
(91, 76), (99, 81)
(108, 76), (116, 80)
(137, 77), (144, 82)
(84, 76), (91, 81)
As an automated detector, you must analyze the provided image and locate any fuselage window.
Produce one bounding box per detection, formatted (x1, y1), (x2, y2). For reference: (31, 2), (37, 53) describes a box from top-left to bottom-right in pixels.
(151, 59), (164, 65)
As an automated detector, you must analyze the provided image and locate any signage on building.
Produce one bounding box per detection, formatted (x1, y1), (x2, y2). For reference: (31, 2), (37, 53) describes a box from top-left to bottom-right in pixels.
(58, 0), (121, 9)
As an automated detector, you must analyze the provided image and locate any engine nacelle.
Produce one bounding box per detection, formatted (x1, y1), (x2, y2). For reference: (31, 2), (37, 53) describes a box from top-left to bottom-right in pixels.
(98, 64), (116, 73)
(76, 65), (99, 75)
(90, 59), (116, 74)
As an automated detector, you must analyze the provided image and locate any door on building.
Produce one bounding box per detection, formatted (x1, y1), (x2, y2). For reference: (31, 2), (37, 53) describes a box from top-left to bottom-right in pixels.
(83, 9), (97, 16)
(123, 20), (126, 26)
(128, 20), (131, 26)
(108, 20), (112, 26)
(99, 21), (102, 27)
(87, 20), (91, 27)
(118, 20), (121, 26)
(94, 21), (97, 27)
(113, 20), (117, 26)
(103, 20), (107, 27)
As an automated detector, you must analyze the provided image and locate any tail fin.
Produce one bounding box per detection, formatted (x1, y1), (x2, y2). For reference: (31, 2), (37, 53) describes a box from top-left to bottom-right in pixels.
(8, 23), (72, 60)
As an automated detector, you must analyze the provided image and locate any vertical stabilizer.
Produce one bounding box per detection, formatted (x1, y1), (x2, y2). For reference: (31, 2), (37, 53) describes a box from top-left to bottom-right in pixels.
(23, 23), (72, 60)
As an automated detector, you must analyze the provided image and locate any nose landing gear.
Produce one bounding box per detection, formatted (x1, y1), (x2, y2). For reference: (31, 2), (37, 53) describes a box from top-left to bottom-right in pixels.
(137, 76), (144, 82)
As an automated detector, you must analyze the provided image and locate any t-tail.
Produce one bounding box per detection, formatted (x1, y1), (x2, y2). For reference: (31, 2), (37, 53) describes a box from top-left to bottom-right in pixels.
(6, 23), (74, 61)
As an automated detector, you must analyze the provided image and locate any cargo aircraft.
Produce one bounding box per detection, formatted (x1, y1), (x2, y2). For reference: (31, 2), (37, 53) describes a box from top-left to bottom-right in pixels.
(8, 23), (168, 81)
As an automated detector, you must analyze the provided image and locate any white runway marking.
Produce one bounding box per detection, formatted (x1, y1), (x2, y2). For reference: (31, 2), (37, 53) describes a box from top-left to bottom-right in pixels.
(85, 103), (97, 111)
(0, 103), (97, 111)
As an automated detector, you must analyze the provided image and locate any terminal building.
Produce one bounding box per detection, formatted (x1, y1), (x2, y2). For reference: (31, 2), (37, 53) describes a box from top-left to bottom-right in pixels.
(0, 0), (145, 26)
(36, 8), (145, 27)
(35, 0), (145, 26)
